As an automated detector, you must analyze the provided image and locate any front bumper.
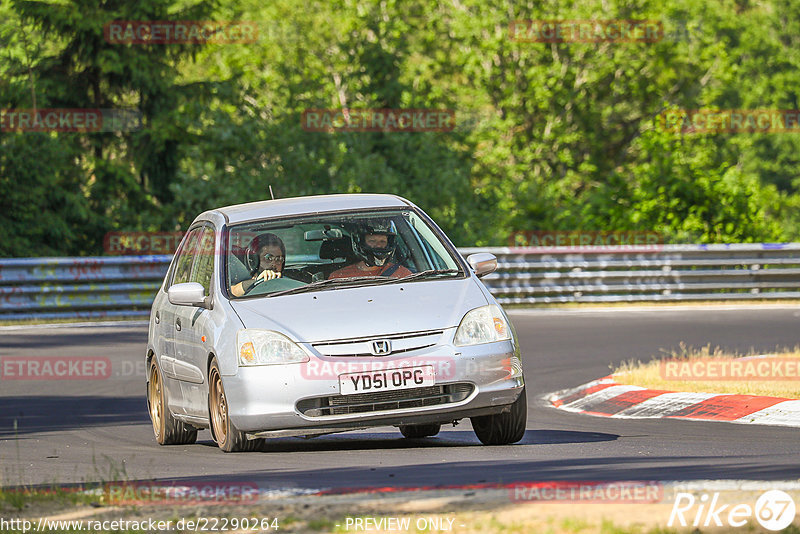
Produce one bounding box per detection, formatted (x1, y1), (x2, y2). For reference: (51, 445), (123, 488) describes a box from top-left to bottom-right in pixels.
(224, 339), (524, 433)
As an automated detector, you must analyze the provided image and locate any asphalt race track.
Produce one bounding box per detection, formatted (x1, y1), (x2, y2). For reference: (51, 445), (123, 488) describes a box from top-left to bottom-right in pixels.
(1, 305), (799, 492)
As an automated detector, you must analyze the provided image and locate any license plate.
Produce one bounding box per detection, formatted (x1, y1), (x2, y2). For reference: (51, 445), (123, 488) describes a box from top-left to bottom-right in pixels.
(339, 365), (435, 395)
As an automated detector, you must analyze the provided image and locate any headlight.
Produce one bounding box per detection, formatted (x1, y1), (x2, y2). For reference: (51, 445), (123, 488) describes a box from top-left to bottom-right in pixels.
(454, 304), (512, 346)
(237, 330), (310, 366)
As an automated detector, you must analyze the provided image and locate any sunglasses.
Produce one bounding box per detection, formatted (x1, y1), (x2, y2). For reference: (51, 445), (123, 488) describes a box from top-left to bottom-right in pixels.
(260, 253), (284, 263)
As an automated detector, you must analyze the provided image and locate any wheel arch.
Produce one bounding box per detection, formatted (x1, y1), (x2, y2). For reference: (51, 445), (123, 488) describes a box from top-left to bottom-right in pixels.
(207, 351), (219, 376)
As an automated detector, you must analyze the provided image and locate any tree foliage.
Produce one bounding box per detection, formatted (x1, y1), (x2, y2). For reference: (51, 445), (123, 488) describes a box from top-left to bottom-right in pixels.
(1, 0), (798, 256)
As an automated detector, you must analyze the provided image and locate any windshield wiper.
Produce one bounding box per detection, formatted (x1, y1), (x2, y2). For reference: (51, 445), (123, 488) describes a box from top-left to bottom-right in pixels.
(384, 269), (461, 283)
(267, 276), (388, 297)
(267, 270), (460, 297)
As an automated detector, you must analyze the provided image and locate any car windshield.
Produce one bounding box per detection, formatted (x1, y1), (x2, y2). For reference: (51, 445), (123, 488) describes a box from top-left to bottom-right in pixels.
(226, 208), (462, 298)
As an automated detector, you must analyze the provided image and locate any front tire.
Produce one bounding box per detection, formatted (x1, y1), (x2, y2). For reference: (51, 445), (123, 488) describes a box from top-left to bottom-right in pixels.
(208, 358), (263, 453)
(148, 358), (197, 445)
(471, 387), (527, 445)
(399, 424), (441, 439)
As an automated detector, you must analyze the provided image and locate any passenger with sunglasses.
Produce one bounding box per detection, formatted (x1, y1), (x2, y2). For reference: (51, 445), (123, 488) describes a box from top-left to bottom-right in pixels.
(231, 233), (286, 296)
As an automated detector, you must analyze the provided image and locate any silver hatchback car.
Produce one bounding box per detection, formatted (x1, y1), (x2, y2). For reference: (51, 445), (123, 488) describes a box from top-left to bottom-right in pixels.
(146, 194), (526, 452)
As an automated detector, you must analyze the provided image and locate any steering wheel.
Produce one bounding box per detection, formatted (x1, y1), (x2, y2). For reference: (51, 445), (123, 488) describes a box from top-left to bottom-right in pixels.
(243, 274), (271, 294)
(243, 272), (304, 295)
(248, 277), (266, 291)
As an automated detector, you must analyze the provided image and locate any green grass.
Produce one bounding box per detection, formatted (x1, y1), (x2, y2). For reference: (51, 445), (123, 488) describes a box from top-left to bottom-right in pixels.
(1, 449), (136, 513)
(308, 517), (338, 531)
(0, 485), (99, 512)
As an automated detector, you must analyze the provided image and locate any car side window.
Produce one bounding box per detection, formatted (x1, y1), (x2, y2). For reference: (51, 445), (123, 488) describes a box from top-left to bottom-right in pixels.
(171, 227), (203, 286)
(406, 213), (454, 270)
(189, 226), (215, 296)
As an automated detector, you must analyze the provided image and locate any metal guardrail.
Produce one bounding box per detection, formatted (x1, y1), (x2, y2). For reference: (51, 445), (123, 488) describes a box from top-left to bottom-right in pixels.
(462, 243), (800, 305)
(1, 244), (799, 320)
(0, 256), (168, 321)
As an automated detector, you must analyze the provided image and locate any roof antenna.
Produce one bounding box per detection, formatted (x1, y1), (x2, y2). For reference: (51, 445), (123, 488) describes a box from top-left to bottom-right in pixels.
(268, 185), (275, 200)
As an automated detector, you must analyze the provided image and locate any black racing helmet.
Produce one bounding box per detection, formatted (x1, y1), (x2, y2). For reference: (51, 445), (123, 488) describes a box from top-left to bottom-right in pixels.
(351, 220), (398, 267)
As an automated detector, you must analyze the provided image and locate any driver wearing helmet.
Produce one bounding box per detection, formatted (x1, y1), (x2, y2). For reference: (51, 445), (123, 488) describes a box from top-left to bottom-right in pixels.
(328, 220), (412, 279)
(231, 233), (285, 296)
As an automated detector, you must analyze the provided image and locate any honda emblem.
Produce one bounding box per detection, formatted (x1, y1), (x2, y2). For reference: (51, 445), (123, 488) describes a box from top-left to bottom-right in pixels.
(371, 340), (392, 355)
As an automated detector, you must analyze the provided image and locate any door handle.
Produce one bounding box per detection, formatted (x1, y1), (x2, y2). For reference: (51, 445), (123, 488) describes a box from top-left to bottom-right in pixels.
(155, 311), (160, 324)
(175, 318), (181, 331)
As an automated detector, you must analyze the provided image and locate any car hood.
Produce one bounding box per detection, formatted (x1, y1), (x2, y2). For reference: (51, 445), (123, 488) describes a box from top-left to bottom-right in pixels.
(229, 277), (488, 342)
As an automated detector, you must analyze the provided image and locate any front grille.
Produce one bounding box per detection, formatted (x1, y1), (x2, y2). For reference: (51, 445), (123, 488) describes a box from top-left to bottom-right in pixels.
(297, 383), (474, 417)
(311, 329), (444, 357)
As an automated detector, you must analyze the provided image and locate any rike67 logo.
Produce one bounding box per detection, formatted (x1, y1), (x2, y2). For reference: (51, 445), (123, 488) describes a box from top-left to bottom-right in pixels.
(669, 490), (796, 531)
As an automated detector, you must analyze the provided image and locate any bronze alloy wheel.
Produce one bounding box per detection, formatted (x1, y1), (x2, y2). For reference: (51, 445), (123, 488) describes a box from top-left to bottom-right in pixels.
(209, 365), (229, 445)
(147, 357), (197, 446)
(148, 361), (163, 439)
(208, 357), (263, 453)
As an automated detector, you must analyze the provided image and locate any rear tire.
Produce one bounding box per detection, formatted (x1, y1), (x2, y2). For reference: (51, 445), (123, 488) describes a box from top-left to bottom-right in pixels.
(148, 358), (198, 445)
(208, 358), (264, 453)
(399, 424), (441, 439)
(471, 387), (527, 445)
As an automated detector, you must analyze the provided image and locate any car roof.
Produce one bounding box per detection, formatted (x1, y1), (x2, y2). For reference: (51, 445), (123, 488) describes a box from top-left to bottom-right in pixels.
(199, 194), (414, 225)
